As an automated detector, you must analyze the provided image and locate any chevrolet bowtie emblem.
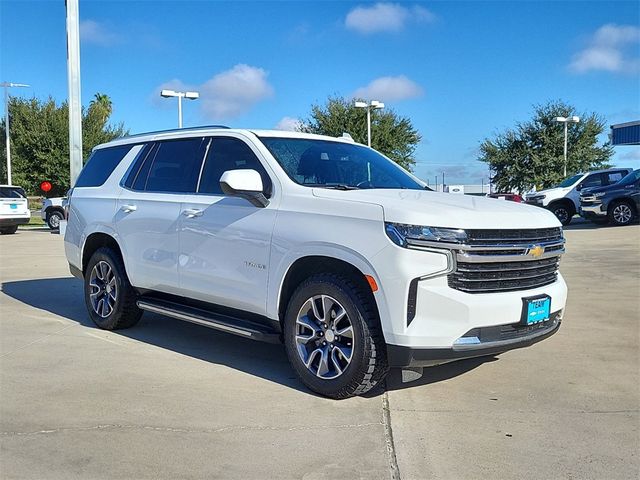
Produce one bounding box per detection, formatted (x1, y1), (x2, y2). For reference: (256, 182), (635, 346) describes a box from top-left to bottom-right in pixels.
(529, 245), (545, 258)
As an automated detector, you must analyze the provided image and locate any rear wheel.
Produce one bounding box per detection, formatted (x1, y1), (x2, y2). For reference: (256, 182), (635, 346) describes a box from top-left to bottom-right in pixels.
(609, 201), (635, 226)
(46, 210), (64, 230)
(283, 273), (388, 399)
(0, 225), (18, 234)
(84, 247), (142, 330)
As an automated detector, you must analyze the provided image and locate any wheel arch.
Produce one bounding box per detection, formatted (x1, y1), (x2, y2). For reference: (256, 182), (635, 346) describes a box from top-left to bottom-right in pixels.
(81, 231), (125, 275)
(608, 197), (637, 216)
(548, 198), (576, 215)
(275, 253), (389, 337)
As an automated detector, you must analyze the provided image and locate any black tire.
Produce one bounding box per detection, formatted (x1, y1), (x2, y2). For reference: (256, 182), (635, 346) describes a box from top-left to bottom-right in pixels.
(46, 210), (64, 230)
(0, 225), (19, 234)
(283, 273), (388, 399)
(549, 202), (574, 226)
(608, 200), (635, 226)
(84, 247), (142, 330)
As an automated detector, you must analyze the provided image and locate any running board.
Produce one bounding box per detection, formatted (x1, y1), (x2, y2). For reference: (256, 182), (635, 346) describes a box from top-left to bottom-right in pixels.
(136, 298), (281, 343)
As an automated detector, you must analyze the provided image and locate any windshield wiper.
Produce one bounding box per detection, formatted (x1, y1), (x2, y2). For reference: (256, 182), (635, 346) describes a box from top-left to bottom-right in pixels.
(304, 183), (360, 190)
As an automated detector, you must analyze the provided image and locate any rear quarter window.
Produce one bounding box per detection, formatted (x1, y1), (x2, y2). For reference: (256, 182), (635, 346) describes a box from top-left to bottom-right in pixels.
(75, 145), (134, 188)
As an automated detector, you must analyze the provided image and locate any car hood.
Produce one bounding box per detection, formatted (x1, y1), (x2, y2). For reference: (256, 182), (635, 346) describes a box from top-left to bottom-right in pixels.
(312, 189), (561, 229)
(581, 183), (620, 195)
(528, 187), (569, 198)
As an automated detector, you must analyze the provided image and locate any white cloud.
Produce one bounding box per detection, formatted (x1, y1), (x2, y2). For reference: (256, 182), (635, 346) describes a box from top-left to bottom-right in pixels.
(80, 20), (122, 46)
(345, 3), (436, 34)
(569, 24), (640, 74)
(201, 64), (274, 119)
(275, 116), (301, 131)
(353, 75), (424, 102)
(153, 64), (274, 120)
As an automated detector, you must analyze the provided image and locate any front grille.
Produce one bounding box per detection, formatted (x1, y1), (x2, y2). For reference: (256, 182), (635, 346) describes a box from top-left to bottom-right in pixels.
(466, 227), (563, 245)
(449, 261), (558, 293)
(446, 228), (564, 294)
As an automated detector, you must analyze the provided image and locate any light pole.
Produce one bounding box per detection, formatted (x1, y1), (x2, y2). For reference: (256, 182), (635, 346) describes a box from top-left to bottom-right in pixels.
(160, 89), (199, 128)
(554, 116), (580, 177)
(354, 100), (385, 147)
(1, 82), (30, 185)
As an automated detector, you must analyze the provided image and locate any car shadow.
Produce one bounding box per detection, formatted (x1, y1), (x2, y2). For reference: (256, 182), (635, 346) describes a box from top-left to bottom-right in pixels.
(2, 276), (493, 398)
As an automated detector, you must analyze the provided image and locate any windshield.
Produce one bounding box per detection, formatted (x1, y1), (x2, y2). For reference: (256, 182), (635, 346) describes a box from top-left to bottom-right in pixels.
(258, 137), (424, 190)
(556, 174), (583, 188)
(618, 169), (640, 186)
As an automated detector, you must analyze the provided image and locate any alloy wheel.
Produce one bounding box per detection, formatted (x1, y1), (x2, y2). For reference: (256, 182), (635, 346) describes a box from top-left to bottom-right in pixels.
(613, 204), (632, 224)
(295, 295), (354, 380)
(89, 261), (117, 318)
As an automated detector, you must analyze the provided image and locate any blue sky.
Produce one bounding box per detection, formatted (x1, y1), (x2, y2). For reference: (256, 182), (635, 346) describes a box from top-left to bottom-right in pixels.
(1, 0), (639, 184)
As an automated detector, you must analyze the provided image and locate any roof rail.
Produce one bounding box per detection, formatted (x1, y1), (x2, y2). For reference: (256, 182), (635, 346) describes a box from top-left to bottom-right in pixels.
(122, 125), (231, 140)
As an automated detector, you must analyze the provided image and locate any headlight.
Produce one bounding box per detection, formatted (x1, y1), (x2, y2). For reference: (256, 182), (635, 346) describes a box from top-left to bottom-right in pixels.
(385, 222), (467, 247)
(594, 192), (606, 198)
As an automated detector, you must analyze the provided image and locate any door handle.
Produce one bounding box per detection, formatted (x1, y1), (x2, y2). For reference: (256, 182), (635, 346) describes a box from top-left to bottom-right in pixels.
(182, 208), (203, 218)
(121, 204), (137, 213)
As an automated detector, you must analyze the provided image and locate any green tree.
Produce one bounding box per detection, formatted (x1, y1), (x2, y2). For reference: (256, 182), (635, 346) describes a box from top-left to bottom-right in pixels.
(300, 96), (421, 171)
(0, 95), (127, 196)
(478, 100), (613, 193)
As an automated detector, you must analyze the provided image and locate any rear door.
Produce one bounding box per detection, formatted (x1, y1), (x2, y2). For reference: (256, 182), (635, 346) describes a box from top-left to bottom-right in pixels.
(0, 186), (29, 220)
(115, 137), (207, 294)
(177, 135), (277, 315)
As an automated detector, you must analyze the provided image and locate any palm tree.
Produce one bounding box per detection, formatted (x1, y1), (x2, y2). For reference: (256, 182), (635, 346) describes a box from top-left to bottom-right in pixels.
(89, 93), (112, 124)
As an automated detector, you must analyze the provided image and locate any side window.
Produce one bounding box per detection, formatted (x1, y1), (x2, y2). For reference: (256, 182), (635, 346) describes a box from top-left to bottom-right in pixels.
(145, 138), (205, 193)
(604, 171), (624, 185)
(580, 174), (603, 189)
(198, 137), (273, 196)
(123, 143), (154, 189)
(75, 145), (133, 188)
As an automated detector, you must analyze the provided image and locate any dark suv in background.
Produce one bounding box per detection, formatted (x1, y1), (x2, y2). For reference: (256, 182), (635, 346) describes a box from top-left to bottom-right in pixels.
(580, 169), (640, 226)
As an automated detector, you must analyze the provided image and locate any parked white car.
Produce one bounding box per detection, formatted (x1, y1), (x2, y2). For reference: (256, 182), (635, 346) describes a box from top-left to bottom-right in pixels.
(41, 197), (66, 230)
(525, 168), (631, 225)
(0, 185), (30, 234)
(65, 127), (568, 398)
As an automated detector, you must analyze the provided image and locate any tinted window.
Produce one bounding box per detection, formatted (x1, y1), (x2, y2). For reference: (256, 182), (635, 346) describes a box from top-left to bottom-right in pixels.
(618, 169), (640, 186)
(123, 143), (154, 189)
(145, 138), (205, 193)
(75, 145), (133, 187)
(557, 174), (583, 188)
(581, 174), (603, 188)
(199, 137), (272, 196)
(0, 187), (26, 198)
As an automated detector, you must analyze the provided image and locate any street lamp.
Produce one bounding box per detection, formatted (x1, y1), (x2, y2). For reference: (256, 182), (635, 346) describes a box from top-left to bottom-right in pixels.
(160, 89), (200, 128)
(1, 82), (30, 185)
(355, 100), (385, 147)
(554, 115), (580, 177)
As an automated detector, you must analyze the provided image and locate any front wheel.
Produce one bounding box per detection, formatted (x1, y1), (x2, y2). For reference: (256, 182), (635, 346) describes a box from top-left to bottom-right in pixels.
(283, 273), (388, 399)
(609, 201), (635, 226)
(550, 203), (573, 226)
(46, 210), (64, 230)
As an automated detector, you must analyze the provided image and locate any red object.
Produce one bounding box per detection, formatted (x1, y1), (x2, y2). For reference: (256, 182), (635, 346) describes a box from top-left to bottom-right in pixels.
(40, 181), (52, 193)
(488, 193), (523, 203)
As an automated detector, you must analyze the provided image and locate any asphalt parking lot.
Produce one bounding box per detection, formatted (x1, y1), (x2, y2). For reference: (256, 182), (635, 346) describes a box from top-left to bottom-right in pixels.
(1, 224), (639, 480)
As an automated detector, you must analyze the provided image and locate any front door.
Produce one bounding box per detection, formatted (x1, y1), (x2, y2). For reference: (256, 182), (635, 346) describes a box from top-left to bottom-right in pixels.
(177, 135), (277, 316)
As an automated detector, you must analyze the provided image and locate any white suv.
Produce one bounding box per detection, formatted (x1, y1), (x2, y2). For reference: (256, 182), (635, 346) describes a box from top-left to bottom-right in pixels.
(0, 185), (31, 234)
(65, 127), (568, 398)
(525, 168), (631, 225)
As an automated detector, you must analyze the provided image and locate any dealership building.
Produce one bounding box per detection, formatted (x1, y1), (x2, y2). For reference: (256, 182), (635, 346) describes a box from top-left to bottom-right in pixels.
(610, 121), (640, 146)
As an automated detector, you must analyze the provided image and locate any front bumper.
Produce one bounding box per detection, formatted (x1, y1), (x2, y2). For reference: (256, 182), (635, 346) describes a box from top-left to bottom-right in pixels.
(579, 204), (606, 218)
(388, 310), (562, 367)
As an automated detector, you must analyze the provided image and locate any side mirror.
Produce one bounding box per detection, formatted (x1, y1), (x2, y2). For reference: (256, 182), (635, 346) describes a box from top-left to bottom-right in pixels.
(576, 184), (582, 191)
(219, 169), (269, 208)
